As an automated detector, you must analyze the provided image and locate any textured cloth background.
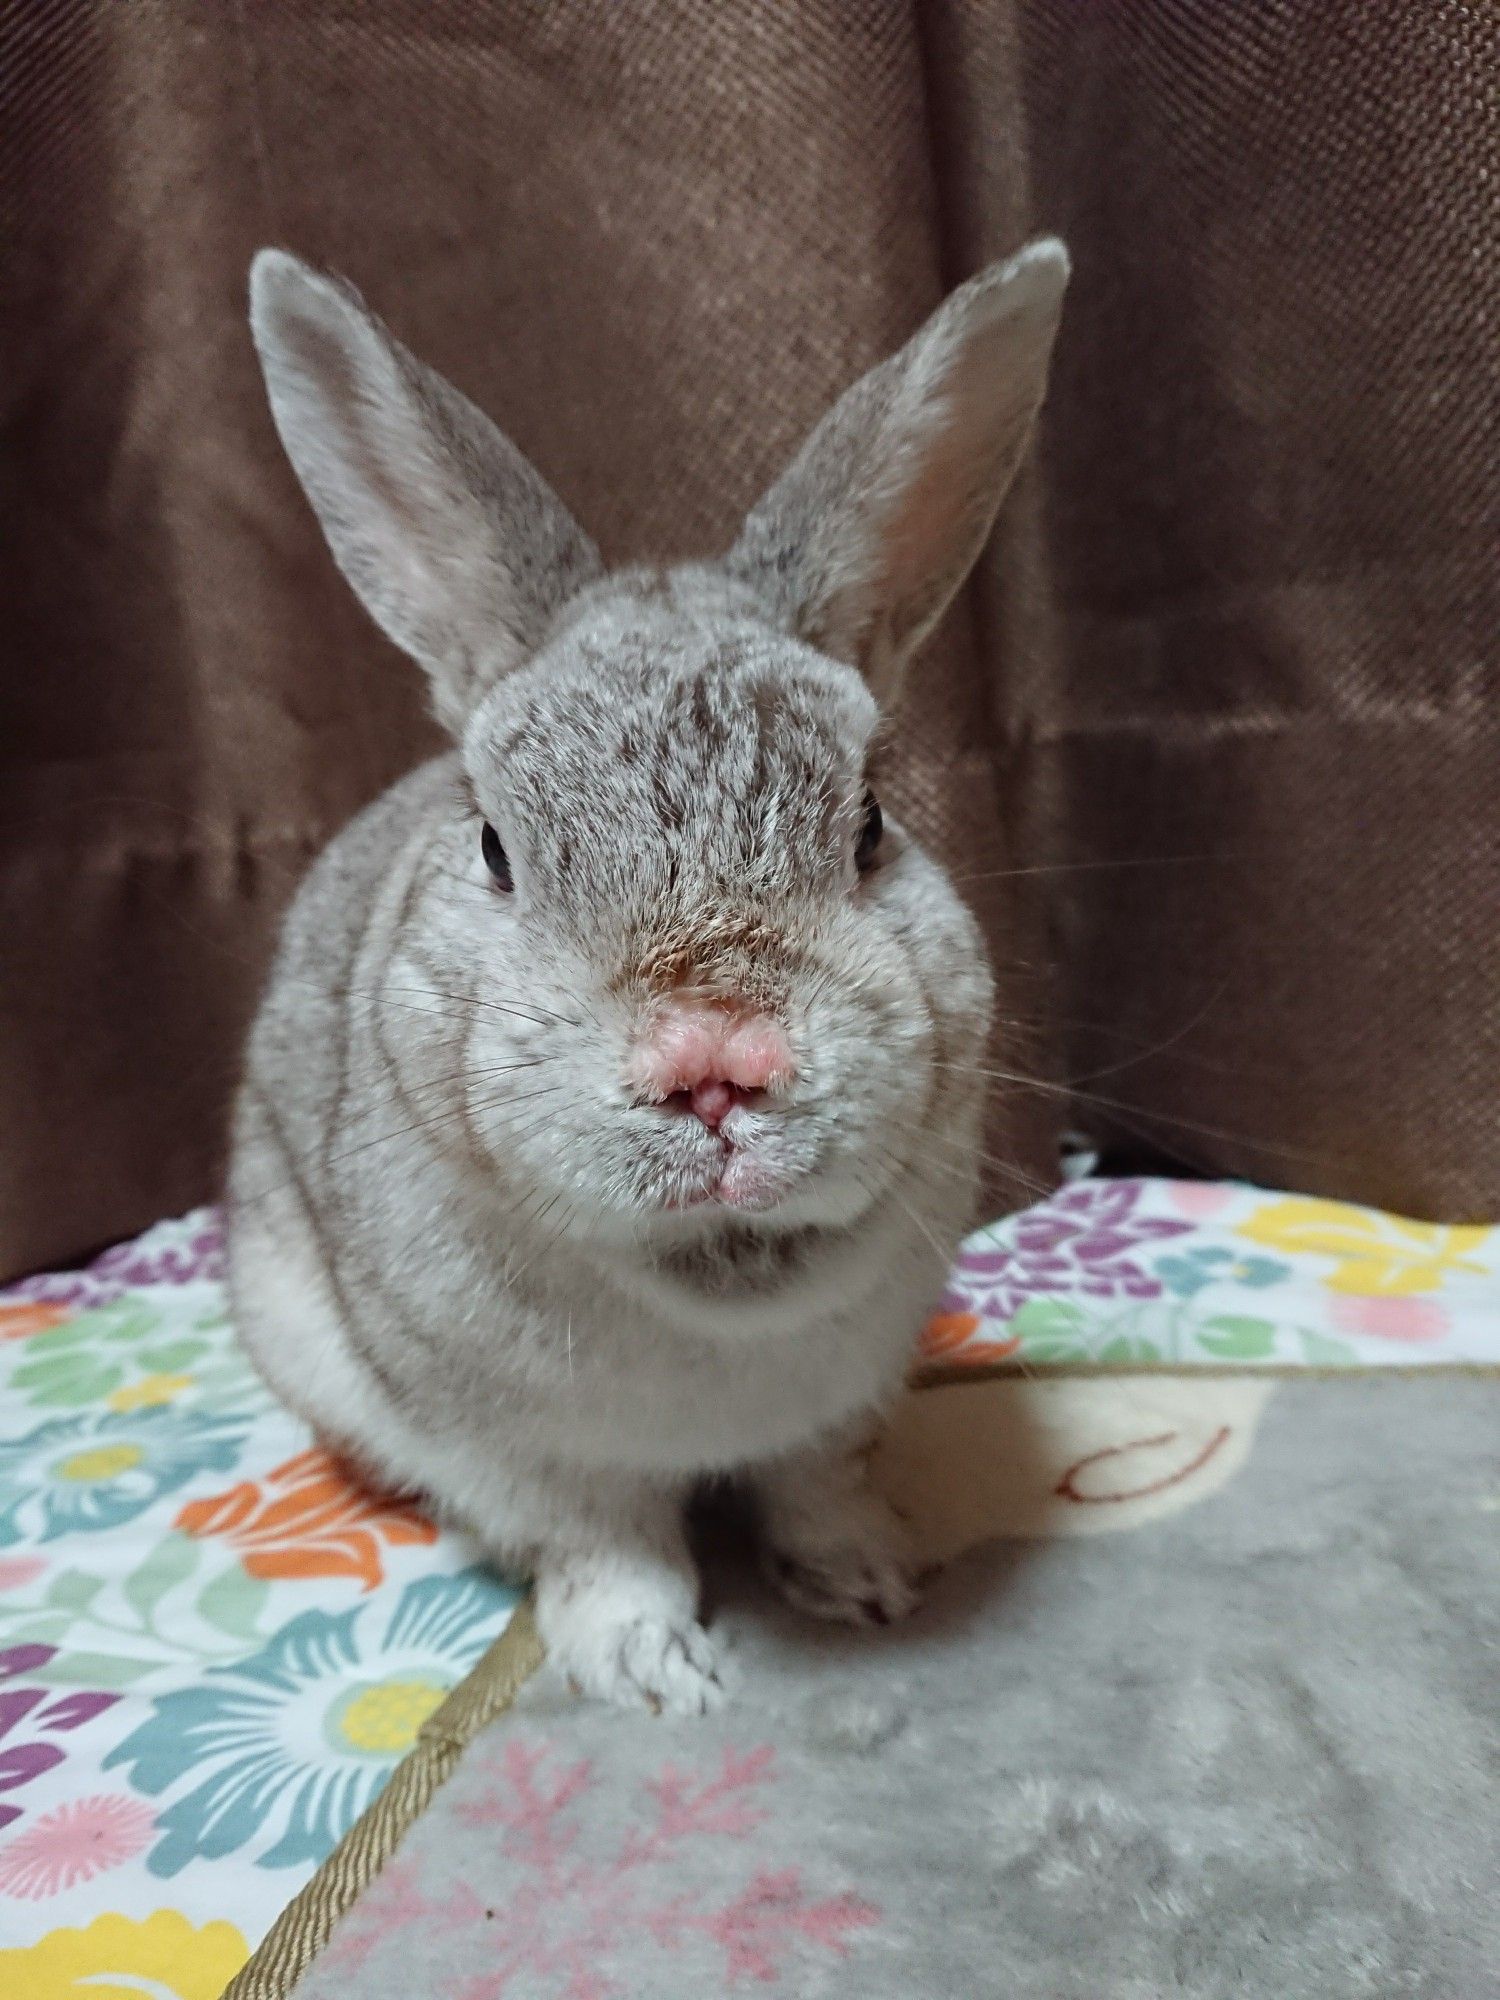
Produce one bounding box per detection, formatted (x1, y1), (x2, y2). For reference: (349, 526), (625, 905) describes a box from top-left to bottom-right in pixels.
(3, 1), (1496, 1278)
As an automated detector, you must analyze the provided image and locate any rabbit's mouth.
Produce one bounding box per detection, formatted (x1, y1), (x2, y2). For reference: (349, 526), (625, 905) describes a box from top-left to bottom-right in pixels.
(658, 1138), (790, 1215)
(640, 1084), (814, 1218)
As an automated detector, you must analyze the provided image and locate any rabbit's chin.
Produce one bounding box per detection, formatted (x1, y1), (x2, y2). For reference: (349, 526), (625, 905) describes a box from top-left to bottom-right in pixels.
(661, 1147), (790, 1214)
(564, 1152), (882, 1252)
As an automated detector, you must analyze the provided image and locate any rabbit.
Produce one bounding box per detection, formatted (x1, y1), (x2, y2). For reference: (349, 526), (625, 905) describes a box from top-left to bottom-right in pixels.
(227, 238), (1068, 1713)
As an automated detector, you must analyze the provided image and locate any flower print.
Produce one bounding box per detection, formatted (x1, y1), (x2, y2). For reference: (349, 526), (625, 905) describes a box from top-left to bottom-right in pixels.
(107, 1372), (196, 1412)
(0, 1407), (248, 1546)
(0, 1302), (71, 1342)
(918, 1312), (1021, 1367)
(0, 1793), (156, 1898)
(921, 1311), (982, 1357)
(944, 1179), (1193, 1325)
(86, 1212), (226, 1294)
(1155, 1246), (1288, 1298)
(1237, 1197), (1486, 1296)
(11, 1297), (209, 1411)
(1228, 1254), (1285, 1287)
(176, 1447), (438, 1592)
(105, 1568), (517, 1875)
(1166, 1183), (1237, 1221)
(0, 1645), (120, 1833)
(0, 1909), (248, 1999)
(1328, 1294), (1450, 1344)
(0, 1556), (47, 1592)
(0, 1208), (225, 1316)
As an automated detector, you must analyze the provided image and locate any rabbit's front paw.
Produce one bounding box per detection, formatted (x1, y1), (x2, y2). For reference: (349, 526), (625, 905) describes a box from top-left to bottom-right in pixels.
(564, 1610), (726, 1716)
(537, 1559), (725, 1716)
(763, 1485), (921, 1629)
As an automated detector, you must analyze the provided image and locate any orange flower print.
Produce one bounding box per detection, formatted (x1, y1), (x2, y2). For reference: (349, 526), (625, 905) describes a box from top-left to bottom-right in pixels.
(919, 1311), (1022, 1367)
(176, 1449), (437, 1591)
(0, 1302), (71, 1341)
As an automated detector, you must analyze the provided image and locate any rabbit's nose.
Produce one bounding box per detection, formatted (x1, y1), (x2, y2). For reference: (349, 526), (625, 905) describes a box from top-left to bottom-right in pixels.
(628, 1000), (794, 1128)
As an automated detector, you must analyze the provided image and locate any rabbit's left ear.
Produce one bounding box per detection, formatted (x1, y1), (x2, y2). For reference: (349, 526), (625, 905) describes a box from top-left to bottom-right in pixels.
(249, 250), (602, 734)
(729, 239), (1069, 705)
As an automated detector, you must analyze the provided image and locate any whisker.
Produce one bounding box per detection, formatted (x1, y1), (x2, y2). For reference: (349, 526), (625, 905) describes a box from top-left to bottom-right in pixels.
(383, 984), (577, 1031)
(930, 1059), (1351, 1174)
(1061, 983), (1230, 1087)
(504, 1189), (578, 1290)
(240, 1075), (565, 1199)
(949, 849), (1250, 887)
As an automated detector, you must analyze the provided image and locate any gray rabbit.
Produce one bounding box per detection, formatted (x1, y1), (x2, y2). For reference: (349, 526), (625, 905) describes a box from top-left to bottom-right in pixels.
(228, 240), (1068, 1711)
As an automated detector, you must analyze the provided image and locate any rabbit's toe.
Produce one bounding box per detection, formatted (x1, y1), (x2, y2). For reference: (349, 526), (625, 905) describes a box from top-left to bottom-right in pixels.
(763, 1493), (921, 1628)
(564, 1612), (726, 1716)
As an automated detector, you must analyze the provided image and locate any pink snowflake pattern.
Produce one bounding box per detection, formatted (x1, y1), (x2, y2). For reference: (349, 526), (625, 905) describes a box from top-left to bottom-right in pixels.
(0, 1793), (156, 1898)
(323, 1855), (488, 1974)
(326, 1737), (878, 1999)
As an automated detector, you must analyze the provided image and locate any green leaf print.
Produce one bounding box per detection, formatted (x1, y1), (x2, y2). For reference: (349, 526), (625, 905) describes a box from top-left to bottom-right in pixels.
(123, 1532), (200, 1622)
(11, 1297), (194, 1408)
(1298, 1327), (1357, 1366)
(1008, 1299), (1094, 1366)
(0, 1612), (73, 1648)
(197, 1567), (271, 1643)
(1096, 1335), (1166, 1364)
(135, 1338), (207, 1374)
(12, 1350), (118, 1407)
(1010, 1300), (1090, 1340)
(44, 1568), (107, 1614)
(1198, 1316), (1279, 1360)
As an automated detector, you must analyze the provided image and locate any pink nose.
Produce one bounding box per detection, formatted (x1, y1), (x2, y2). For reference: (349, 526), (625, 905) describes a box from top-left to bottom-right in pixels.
(629, 1001), (794, 1129)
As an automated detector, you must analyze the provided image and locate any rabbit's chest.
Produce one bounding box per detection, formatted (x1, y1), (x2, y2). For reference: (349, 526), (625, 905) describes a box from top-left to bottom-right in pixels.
(526, 1286), (915, 1474)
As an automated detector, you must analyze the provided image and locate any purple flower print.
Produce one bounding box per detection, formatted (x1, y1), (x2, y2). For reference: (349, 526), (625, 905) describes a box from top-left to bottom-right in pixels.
(0, 1643), (121, 1831)
(87, 1215), (225, 1293)
(943, 1180), (1194, 1324)
(1, 1211), (225, 1314)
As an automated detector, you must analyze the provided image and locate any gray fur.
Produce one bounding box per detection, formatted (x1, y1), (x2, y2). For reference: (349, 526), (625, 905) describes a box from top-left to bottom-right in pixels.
(229, 242), (1068, 1710)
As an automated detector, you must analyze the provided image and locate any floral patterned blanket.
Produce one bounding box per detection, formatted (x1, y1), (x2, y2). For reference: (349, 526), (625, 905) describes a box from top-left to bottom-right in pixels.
(922, 1178), (1497, 1371)
(0, 1181), (1494, 1994)
(0, 1214), (518, 1994)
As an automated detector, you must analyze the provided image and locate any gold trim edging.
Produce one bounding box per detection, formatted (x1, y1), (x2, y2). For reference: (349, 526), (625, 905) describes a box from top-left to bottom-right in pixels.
(221, 1600), (545, 2000)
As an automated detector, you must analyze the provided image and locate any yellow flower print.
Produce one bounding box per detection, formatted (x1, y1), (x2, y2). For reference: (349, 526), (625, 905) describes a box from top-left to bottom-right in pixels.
(0, 1909), (248, 1999)
(107, 1372), (196, 1413)
(1237, 1197), (1488, 1296)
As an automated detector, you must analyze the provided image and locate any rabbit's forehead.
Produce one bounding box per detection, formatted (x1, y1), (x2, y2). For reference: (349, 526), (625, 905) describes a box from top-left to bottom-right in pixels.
(470, 629), (875, 838)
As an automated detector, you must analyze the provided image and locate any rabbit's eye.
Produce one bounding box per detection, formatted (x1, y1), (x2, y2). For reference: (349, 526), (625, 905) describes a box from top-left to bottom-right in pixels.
(855, 789), (883, 871)
(481, 822), (513, 892)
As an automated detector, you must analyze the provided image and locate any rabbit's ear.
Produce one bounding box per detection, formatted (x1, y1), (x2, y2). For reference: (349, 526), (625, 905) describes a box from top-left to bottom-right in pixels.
(729, 239), (1068, 704)
(249, 250), (601, 732)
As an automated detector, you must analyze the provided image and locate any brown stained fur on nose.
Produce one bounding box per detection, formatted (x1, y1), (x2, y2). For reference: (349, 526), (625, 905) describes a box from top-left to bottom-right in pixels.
(621, 914), (799, 1007)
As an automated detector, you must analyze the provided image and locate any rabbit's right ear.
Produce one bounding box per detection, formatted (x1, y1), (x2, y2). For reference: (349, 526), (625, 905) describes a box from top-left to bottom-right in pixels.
(728, 239), (1068, 706)
(249, 250), (601, 733)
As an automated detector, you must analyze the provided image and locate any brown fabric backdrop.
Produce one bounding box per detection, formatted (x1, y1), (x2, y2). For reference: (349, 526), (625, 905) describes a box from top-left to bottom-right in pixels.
(2, 1), (1495, 1280)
